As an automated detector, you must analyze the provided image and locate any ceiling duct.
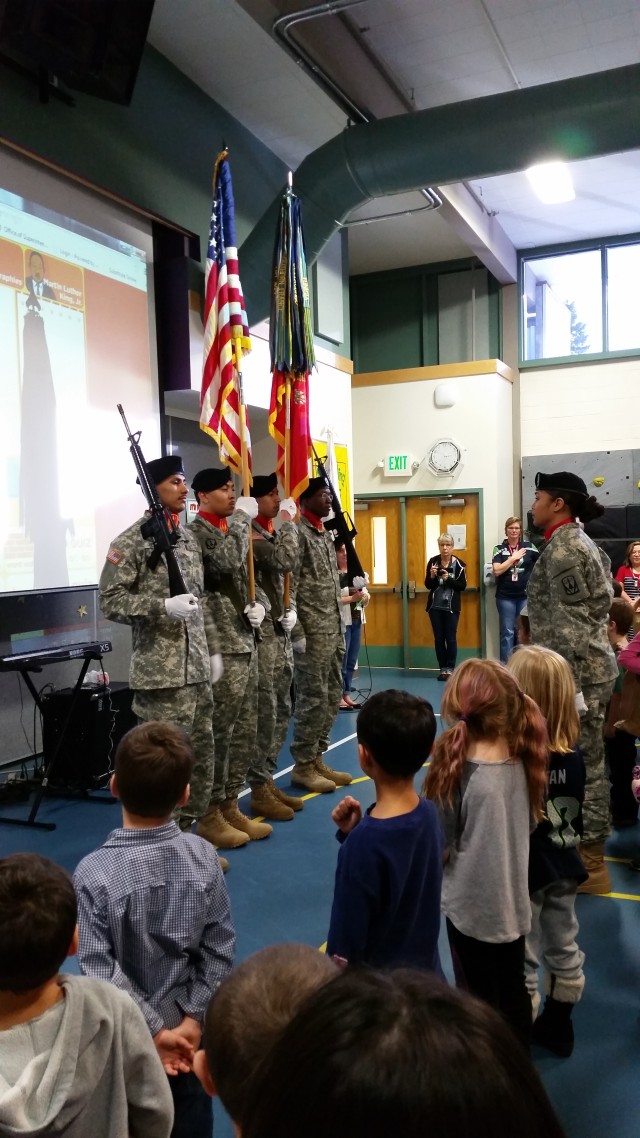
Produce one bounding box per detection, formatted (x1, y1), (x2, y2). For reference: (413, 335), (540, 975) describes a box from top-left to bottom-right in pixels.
(240, 62), (640, 321)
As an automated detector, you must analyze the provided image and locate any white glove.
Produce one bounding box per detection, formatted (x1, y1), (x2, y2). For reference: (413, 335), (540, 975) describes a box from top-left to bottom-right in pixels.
(210, 653), (224, 684)
(164, 594), (198, 620)
(352, 574), (369, 589)
(279, 497), (297, 521)
(244, 601), (266, 628)
(292, 636), (307, 655)
(235, 496), (259, 519)
(278, 609), (297, 633)
(575, 691), (587, 714)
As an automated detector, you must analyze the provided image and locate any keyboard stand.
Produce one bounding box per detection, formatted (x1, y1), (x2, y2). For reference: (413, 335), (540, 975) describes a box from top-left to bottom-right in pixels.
(0, 652), (103, 831)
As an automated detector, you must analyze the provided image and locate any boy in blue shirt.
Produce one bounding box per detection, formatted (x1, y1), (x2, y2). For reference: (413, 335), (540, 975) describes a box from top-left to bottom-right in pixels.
(75, 721), (235, 1138)
(326, 689), (443, 971)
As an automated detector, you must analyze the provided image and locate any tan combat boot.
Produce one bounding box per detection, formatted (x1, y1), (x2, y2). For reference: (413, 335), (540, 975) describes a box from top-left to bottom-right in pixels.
(222, 798), (273, 840)
(196, 804), (249, 849)
(250, 781), (294, 822)
(270, 780), (304, 812)
(291, 763), (336, 794)
(217, 854), (229, 873)
(576, 841), (611, 895)
(314, 754), (353, 787)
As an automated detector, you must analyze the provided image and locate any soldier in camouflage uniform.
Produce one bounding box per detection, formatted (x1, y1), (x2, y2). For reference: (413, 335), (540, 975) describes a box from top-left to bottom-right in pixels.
(245, 473), (301, 821)
(99, 455), (220, 835)
(189, 467), (271, 849)
(527, 471), (617, 894)
(289, 477), (352, 794)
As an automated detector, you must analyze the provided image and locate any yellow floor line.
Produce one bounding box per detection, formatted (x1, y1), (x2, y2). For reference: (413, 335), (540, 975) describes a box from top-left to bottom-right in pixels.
(601, 891), (640, 901)
(605, 855), (633, 863)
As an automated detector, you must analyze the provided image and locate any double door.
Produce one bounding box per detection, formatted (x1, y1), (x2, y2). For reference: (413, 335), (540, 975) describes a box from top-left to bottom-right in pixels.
(354, 493), (483, 669)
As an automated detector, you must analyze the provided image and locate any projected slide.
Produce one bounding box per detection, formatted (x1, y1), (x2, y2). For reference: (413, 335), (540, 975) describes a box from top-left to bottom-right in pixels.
(0, 182), (158, 595)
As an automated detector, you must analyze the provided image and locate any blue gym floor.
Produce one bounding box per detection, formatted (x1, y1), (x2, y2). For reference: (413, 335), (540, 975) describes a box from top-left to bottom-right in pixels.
(0, 666), (637, 1138)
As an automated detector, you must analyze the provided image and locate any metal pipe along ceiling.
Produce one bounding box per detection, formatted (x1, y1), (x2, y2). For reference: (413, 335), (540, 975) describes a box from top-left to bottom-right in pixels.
(239, 62), (640, 323)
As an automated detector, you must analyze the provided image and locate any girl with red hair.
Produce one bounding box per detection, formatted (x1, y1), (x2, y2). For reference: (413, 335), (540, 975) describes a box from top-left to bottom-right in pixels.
(424, 659), (548, 1048)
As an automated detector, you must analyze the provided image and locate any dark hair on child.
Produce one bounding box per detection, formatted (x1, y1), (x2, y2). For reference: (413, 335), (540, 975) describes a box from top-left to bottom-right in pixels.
(242, 968), (567, 1138)
(0, 854), (77, 993)
(612, 578), (623, 598)
(203, 943), (337, 1124)
(114, 720), (193, 817)
(610, 597), (634, 637)
(357, 689), (437, 778)
(423, 659), (548, 820)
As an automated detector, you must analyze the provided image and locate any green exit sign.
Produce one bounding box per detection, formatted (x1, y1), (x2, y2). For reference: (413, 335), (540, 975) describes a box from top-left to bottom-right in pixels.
(384, 453), (413, 477)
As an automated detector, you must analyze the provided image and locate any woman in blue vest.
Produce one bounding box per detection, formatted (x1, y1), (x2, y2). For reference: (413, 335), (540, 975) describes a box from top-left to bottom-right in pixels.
(492, 517), (539, 663)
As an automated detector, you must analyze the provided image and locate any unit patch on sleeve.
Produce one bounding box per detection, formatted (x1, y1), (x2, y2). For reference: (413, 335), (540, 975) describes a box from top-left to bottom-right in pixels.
(106, 547), (124, 565)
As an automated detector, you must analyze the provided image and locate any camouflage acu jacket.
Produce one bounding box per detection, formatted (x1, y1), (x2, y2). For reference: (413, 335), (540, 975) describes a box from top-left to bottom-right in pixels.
(189, 511), (254, 655)
(99, 514), (216, 690)
(290, 514), (341, 639)
(252, 520), (299, 626)
(527, 521), (617, 690)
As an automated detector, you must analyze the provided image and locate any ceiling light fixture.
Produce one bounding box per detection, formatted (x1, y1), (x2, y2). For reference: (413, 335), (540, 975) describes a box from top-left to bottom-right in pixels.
(525, 161), (575, 204)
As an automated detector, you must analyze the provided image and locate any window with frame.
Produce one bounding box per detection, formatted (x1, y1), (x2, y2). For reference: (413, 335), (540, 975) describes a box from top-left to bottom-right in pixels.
(520, 236), (640, 364)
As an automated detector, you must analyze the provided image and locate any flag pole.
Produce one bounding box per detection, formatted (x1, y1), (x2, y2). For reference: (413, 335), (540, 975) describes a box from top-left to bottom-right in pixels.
(233, 337), (256, 602)
(282, 169), (295, 610)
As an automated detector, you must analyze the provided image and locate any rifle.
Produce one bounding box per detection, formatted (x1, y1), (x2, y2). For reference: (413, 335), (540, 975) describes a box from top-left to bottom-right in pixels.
(312, 445), (367, 586)
(117, 404), (189, 597)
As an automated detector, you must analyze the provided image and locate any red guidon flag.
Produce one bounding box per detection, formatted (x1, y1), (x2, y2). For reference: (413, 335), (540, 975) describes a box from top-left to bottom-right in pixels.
(200, 150), (251, 475)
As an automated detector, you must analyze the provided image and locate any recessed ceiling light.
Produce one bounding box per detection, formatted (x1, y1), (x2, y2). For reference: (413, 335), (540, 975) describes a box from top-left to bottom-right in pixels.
(525, 161), (575, 204)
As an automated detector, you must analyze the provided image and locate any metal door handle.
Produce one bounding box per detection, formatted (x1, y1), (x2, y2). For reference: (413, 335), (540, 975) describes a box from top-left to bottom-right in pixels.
(408, 579), (416, 600)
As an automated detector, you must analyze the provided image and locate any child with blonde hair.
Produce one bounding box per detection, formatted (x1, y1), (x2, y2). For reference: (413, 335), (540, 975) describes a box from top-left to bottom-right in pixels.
(508, 646), (586, 1058)
(424, 659), (548, 1048)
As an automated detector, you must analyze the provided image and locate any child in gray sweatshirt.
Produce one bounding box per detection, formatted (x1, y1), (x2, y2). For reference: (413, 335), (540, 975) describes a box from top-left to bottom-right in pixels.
(0, 853), (173, 1138)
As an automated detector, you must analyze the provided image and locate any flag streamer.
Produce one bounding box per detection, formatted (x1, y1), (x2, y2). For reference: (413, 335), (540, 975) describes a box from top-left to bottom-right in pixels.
(268, 187), (314, 501)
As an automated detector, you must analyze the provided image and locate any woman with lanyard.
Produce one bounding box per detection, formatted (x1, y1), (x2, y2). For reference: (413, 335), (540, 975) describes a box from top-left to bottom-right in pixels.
(526, 471), (618, 894)
(615, 540), (640, 612)
(492, 516), (539, 662)
(425, 534), (467, 681)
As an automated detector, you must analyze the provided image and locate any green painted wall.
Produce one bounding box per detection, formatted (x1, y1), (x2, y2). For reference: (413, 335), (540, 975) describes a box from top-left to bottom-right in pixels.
(350, 259), (501, 373)
(0, 47), (285, 257)
(0, 46), (351, 356)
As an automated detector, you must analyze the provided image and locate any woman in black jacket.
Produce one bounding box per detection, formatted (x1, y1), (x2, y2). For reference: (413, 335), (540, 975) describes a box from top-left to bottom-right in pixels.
(425, 533), (467, 680)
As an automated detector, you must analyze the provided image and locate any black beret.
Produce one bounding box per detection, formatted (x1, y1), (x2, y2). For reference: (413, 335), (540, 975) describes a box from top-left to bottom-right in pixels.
(300, 476), (329, 501)
(535, 471), (588, 498)
(252, 472), (278, 498)
(138, 455), (184, 487)
(192, 467), (233, 495)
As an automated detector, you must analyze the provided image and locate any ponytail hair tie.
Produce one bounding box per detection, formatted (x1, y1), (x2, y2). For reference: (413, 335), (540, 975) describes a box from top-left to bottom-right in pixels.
(459, 714), (468, 724)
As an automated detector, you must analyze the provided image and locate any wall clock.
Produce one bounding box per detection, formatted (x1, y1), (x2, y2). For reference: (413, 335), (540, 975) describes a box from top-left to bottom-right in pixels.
(427, 438), (463, 476)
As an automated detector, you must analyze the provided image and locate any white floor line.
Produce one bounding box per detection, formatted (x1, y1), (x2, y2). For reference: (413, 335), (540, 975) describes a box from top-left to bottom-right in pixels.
(237, 731), (359, 799)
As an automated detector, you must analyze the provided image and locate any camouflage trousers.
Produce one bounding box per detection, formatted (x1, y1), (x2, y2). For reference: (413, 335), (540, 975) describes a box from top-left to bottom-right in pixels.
(246, 624), (294, 785)
(132, 682), (214, 823)
(581, 679), (616, 844)
(291, 632), (344, 766)
(209, 650), (259, 803)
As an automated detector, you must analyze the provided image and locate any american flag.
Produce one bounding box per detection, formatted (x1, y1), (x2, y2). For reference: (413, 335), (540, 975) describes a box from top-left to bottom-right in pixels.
(200, 151), (251, 475)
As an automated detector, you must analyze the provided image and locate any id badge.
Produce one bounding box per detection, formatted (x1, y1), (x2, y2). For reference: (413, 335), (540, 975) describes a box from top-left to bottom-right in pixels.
(511, 567), (519, 583)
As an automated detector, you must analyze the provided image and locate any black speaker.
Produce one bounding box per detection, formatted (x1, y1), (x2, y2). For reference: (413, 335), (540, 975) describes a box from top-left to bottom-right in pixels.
(41, 682), (135, 790)
(0, 0), (156, 104)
